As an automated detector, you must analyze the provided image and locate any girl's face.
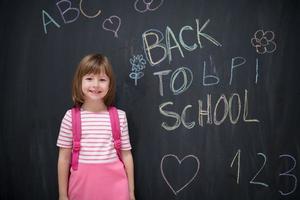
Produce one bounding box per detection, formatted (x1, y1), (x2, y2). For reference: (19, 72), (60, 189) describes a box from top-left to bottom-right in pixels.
(81, 72), (110, 103)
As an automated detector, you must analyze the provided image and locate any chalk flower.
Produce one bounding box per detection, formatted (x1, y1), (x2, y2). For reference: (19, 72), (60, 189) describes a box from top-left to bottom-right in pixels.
(129, 54), (147, 85)
(251, 30), (276, 54)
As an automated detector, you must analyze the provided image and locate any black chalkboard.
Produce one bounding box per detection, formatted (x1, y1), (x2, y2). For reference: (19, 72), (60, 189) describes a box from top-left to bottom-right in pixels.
(1, 0), (300, 199)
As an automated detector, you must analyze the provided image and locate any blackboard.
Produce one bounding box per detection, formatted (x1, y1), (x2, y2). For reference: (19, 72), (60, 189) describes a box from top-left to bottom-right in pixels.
(1, 0), (300, 199)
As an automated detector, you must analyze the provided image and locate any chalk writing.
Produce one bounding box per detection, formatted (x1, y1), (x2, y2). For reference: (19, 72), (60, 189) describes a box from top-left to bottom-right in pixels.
(160, 154), (200, 195)
(142, 28), (166, 66)
(278, 154), (298, 196)
(42, 10), (61, 34)
(79, 0), (101, 18)
(142, 19), (222, 66)
(251, 30), (276, 54)
(170, 67), (193, 95)
(230, 149), (241, 184)
(203, 56), (220, 86)
(153, 56), (259, 95)
(159, 90), (259, 131)
(250, 153), (269, 187)
(230, 150), (298, 196)
(153, 70), (171, 96)
(134, 0), (164, 13)
(229, 57), (246, 85)
(230, 57), (259, 85)
(129, 54), (147, 86)
(42, 1), (119, 37)
(102, 15), (121, 38)
(56, 0), (80, 24)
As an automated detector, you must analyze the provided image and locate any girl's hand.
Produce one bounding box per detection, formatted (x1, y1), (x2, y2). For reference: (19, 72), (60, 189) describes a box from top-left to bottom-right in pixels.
(59, 196), (68, 200)
(129, 191), (135, 200)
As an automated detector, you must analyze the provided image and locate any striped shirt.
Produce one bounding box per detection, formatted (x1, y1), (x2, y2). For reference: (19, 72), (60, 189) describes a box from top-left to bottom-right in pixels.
(57, 108), (132, 164)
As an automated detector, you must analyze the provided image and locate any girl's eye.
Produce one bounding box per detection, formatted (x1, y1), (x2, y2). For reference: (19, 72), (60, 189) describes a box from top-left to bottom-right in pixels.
(85, 77), (93, 80)
(100, 78), (107, 81)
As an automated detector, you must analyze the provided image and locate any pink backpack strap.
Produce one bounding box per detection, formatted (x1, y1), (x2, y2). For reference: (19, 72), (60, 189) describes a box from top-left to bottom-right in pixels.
(108, 106), (123, 163)
(71, 107), (81, 170)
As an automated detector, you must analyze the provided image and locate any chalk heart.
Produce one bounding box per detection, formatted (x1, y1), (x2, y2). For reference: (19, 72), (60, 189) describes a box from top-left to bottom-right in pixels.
(160, 154), (200, 195)
(102, 15), (121, 37)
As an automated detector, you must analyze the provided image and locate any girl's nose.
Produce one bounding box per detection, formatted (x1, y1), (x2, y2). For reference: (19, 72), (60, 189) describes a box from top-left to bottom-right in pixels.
(92, 80), (100, 87)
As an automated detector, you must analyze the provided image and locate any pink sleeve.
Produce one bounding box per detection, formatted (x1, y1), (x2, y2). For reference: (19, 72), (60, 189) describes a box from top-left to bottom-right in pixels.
(56, 110), (73, 148)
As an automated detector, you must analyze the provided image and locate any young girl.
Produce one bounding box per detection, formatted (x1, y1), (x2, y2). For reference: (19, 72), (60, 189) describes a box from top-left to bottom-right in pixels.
(57, 54), (135, 200)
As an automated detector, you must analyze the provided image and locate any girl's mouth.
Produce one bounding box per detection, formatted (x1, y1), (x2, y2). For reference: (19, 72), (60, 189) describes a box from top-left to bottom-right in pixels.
(89, 90), (101, 94)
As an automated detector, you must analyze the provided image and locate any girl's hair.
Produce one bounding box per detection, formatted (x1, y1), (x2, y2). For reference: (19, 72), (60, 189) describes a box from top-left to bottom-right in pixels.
(72, 53), (116, 107)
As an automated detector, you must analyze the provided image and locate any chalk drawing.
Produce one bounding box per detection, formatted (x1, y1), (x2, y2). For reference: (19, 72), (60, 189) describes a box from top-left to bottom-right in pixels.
(134, 0), (164, 13)
(160, 154), (200, 195)
(251, 30), (276, 54)
(102, 15), (121, 38)
(129, 54), (147, 85)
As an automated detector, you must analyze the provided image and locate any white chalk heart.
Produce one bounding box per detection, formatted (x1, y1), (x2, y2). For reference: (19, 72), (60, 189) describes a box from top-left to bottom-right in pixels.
(102, 15), (121, 38)
(160, 154), (200, 195)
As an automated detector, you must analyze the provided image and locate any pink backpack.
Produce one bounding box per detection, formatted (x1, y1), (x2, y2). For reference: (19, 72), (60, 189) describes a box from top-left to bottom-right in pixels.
(71, 106), (123, 170)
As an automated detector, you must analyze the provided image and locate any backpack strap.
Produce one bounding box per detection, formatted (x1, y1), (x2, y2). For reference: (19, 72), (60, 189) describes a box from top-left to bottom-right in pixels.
(71, 107), (81, 170)
(71, 106), (122, 170)
(108, 106), (123, 163)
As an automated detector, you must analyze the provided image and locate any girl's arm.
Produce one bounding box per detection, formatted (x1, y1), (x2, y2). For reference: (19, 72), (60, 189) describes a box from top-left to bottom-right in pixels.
(122, 150), (135, 200)
(58, 147), (72, 200)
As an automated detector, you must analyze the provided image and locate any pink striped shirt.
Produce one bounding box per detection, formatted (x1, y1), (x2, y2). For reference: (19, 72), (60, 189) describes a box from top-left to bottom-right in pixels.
(57, 108), (132, 164)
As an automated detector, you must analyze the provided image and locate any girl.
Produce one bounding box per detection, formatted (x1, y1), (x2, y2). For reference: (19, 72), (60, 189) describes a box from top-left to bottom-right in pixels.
(57, 54), (135, 200)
